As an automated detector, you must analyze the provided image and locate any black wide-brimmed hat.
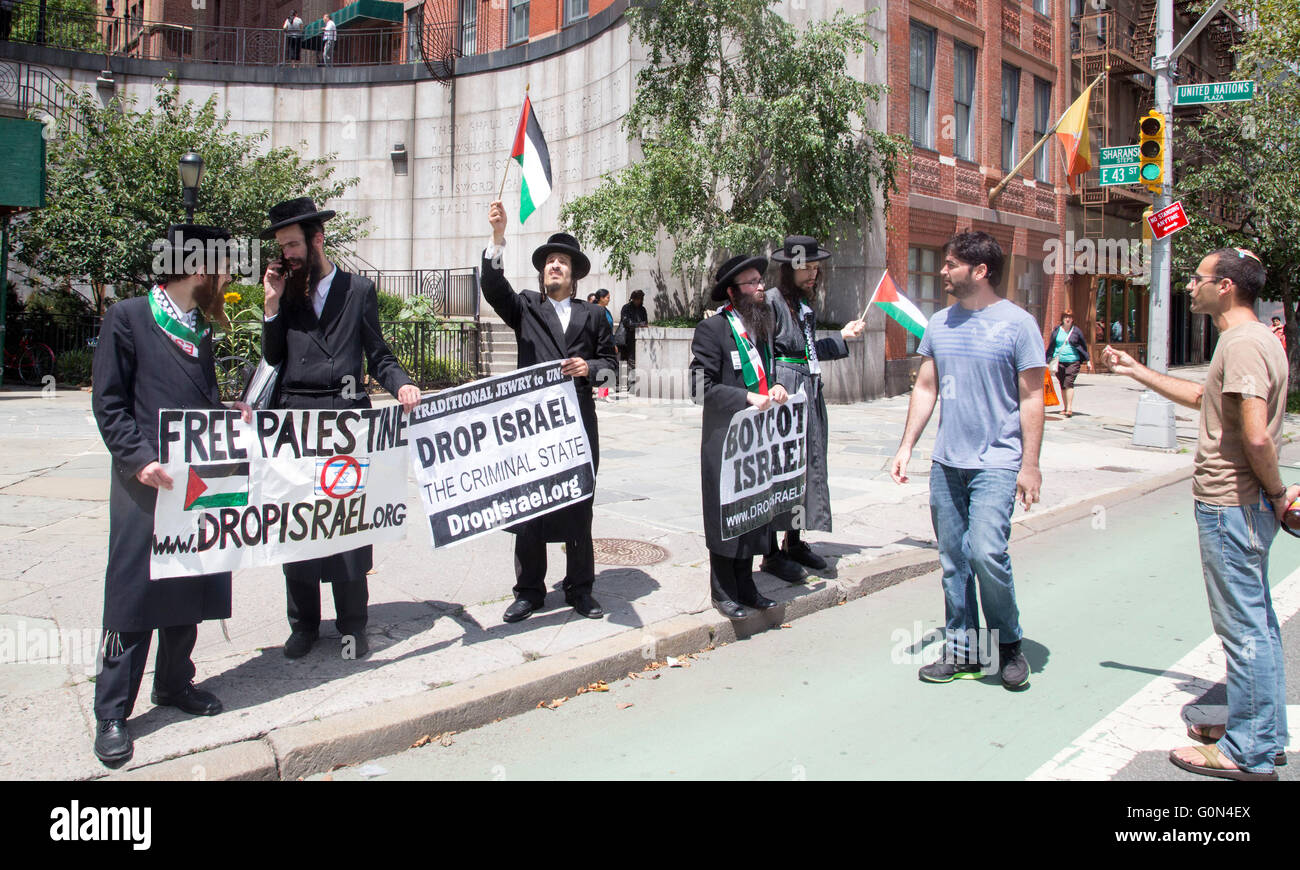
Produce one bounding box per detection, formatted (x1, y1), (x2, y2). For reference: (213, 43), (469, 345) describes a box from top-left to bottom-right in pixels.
(156, 224), (233, 273)
(532, 232), (591, 280)
(770, 235), (832, 264)
(260, 197), (336, 239)
(711, 254), (768, 301)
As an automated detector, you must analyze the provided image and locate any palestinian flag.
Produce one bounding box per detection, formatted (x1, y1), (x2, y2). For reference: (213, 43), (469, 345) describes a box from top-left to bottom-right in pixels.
(184, 462), (250, 511)
(510, 95), (552, 223)
(868, 271), (928, 340)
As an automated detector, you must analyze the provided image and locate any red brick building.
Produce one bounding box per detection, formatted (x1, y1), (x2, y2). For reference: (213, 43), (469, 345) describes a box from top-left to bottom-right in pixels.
(885, 0), (1074, 365)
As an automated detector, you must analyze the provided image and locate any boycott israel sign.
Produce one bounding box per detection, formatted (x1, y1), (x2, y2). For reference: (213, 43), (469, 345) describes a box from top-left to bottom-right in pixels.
(150, 406), (410, 578)
(407, 361), (594, 548)
(720, 392), (808, 540)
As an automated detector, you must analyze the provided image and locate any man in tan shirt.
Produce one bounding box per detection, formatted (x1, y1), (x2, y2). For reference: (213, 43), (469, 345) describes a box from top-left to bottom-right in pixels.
(1104, 248), (1292, 781)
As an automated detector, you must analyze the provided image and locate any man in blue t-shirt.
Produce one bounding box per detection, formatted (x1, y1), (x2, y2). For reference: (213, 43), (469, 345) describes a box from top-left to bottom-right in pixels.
(890, 231), (1045, 691)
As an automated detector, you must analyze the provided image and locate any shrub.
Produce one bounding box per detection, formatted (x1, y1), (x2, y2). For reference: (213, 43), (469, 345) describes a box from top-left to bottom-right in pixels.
(377, 292), (404, 321)
(57, 349), (94, 386)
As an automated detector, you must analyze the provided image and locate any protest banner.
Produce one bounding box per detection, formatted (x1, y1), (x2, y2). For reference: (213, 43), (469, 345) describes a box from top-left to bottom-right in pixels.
(719, 392), (808, 540)
(407, 361), (594, 548)
(150, 406), (411, 578)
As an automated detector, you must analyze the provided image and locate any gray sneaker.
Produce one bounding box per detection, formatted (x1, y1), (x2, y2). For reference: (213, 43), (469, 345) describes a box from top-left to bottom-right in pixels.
(918, 655), (983, 683)
(999, 643), (1030, 691)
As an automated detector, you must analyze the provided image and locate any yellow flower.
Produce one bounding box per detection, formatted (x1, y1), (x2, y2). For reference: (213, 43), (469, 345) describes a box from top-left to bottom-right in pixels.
(224, 291), (242, 304)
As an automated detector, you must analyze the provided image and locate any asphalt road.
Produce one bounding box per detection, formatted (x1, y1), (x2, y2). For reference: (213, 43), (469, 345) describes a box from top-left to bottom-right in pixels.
(319, 472), (1300, 781)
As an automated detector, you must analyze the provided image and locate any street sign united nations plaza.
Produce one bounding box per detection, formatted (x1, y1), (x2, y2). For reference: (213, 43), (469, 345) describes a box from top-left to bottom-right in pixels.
(1174, 80), (1256, 107)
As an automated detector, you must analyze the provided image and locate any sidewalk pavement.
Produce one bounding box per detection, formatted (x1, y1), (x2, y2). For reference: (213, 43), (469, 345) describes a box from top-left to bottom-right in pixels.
(0, 367), (1258, 780)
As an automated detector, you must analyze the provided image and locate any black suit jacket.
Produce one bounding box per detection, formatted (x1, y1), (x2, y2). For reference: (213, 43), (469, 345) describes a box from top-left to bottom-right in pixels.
(262, 268), (414, 583)
(263, 269), (414, 409)
(480, 251), (617, 540)
(690, 313), (773, 560)
(92, 296), (232, 631)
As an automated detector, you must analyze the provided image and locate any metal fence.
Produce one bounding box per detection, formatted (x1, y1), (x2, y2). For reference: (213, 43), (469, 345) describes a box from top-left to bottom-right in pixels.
(1, 1), (457, 69)
(3, 312), (101, 355)
(358, 267), (480, 318)
(379, 319), (480, 390)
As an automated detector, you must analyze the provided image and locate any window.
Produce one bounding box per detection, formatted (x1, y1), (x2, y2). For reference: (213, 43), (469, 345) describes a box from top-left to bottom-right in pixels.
(1033, 77), (1052, 181)
(1001, 64), (1020, 172)
(953, 42), (976, 161)
(1034, 0), (1050, 16)
(907, 248), (945, 354)
(1014, 259), (1046, 328)
(460, 0), (477, 55)
(509, 0), (529, 45)
(564, 0), (588, 25)
(909, 23), (936, 149)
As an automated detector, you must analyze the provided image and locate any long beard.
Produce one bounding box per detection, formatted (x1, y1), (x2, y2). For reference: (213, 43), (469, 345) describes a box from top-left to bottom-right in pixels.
(192, 275), (229, 329)
(731, 292), (774, 347)
(283, 248), (326, 314)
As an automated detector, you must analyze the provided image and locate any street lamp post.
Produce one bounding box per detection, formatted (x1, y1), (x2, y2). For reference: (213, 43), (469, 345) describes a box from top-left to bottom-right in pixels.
(178, 152), (205, 223)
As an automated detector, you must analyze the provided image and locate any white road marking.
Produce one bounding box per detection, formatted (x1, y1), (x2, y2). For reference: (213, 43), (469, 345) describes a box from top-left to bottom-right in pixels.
(1029, 565), (1300, 781)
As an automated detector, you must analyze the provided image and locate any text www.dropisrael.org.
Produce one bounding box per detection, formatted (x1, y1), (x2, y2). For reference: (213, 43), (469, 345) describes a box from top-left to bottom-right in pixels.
(723, 485), (801, 530)
(445, 474), (584, 538)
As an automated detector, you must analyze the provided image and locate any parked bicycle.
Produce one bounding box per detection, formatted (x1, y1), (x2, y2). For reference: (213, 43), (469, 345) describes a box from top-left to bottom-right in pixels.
(4, 329), (57, 386)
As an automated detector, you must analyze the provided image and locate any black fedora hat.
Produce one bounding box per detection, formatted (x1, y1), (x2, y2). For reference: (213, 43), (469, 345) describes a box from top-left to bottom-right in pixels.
(261, 197), (336, 239)
(532, 232), (591, 280)
(770, 235), (832, 264)
(156, 224), (233, 274)
(711, 254), (768, 301)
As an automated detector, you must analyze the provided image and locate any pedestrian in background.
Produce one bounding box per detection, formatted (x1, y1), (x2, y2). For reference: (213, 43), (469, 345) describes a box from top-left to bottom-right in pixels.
(1271, 316), (1285, 352)
(595, 289), (613, 400)
(1104, 248), (1292, 782)
(890, 231), (1043, 691)
(322, 13), (337, 67)
(283, 11), (303, 67)
(1045, 311), (1091, 418)
(617, 289), (648, 393)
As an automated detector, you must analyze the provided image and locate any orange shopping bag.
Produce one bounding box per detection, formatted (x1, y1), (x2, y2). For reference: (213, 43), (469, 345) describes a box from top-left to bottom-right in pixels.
(1043, 368), (1060, 409)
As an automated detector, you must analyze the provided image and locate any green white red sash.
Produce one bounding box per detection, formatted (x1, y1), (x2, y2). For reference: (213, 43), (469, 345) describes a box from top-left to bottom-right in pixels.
(149, 284), (209, 358)
(721, 303), (769, 395)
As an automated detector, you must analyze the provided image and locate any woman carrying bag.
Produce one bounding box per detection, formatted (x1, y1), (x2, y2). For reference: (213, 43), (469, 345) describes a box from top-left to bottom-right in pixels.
(1046, 311), (1092, 418)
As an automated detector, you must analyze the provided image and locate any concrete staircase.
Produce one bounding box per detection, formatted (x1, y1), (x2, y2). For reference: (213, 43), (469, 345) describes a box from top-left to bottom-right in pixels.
(477, 314), (518, 377)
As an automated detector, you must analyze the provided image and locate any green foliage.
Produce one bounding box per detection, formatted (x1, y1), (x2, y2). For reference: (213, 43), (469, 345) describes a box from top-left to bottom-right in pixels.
(11, 0), (104, 52)
(651, 315), (704, 328)
(23, 286), (95, 316)
(13, 81), (366, 314)
(561, 0), (905, 316)
(397, 295), (440, 323)
(1173, 0), (1300, 385)
(376, 291), (404, 321)
(55, 348), (94, 386)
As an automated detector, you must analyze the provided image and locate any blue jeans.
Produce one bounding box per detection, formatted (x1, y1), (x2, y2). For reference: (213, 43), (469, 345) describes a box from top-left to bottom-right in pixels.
(929, 463), (1023, 658)
(1195, 494), (1289, 773)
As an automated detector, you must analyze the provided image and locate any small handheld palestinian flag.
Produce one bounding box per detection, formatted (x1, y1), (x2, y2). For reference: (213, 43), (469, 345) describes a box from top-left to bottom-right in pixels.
(506, 93), (552, 223)
(865, 271), (928, 340)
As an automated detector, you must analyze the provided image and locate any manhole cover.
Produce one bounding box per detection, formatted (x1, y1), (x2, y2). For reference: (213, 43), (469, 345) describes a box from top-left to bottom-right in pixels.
(593, 538), (670, 566)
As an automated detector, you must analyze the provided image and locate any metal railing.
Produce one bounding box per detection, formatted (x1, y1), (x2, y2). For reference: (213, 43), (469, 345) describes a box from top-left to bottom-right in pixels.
(1, 1), (456, 69)
(1070, 10), (1147, 61)
(379, 319), (480, 388)
(358, 267), (480, 319)
(3, 312), (101, 355)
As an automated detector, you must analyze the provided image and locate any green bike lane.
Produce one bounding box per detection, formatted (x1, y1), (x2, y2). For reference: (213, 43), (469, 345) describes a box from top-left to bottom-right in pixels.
(319, 471), (1300, 781)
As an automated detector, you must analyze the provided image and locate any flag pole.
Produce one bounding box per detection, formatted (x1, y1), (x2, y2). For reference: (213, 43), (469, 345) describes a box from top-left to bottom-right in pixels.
(988, 69), (1107, 203)
(498, 83), (532, 200)
(860, 272), (886, 322)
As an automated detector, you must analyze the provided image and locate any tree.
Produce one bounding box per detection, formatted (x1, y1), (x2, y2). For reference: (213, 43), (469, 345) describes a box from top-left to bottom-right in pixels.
(11, 0), (105, 53)
(12, 81), (365, 313)
(561, 0), (906, 316)
(1173, 0), (1300, 387)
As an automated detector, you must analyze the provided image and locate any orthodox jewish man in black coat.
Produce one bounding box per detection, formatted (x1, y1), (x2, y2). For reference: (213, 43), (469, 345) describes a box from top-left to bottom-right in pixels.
(481, 199), (617, 623)
(261, 198), (421, 661)
(690, 254), (791, 620)
(91, 224), (249, 768)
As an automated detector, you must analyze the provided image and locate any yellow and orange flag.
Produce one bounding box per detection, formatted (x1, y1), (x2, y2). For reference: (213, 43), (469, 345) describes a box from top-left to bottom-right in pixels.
(1054, 81), (1096, 193)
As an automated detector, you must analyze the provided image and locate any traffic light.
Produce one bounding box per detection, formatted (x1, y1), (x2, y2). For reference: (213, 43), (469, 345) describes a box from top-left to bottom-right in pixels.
(1138, 110), (1166, 193)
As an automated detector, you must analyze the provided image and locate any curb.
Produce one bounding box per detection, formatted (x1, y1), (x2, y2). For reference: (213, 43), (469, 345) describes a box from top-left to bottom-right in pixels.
(105, 465), (1195, 782)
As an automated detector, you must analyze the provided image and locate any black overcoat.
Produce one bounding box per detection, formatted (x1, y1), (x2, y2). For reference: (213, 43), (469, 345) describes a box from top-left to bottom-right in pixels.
(766, 288), (848, 532)
(689, 313), (774, 560)
(480, 253), (616, 541)
(92, 296), (232, 632)
(262, 269), (415, 583)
